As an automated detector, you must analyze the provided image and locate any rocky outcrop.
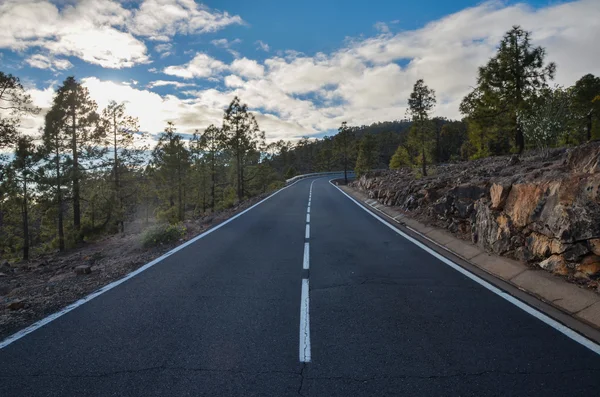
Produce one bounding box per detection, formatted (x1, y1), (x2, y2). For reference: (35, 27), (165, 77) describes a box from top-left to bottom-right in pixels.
(353, 142), (600, 289)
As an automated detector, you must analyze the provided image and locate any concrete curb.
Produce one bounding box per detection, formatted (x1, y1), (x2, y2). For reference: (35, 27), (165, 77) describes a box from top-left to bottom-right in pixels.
(340, 185), (600, 333)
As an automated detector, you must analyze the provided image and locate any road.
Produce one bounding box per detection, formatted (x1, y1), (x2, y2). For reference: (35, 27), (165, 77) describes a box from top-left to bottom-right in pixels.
(1, 177), (600, 396)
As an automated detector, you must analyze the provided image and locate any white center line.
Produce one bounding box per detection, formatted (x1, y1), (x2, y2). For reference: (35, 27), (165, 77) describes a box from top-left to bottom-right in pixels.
(306, 213), (310, 223)
(299, 278), (311, 362)
(303, 243), (310, 270)
(305, 223), (310, 239)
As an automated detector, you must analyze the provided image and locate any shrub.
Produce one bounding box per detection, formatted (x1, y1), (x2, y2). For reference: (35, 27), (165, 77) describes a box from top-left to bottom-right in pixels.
(141, 223), (186, 248)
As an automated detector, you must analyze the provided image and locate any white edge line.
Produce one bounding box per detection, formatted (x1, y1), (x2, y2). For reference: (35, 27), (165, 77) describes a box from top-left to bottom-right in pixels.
(329, 180), (600, 356)
(299, 278), (311, 362)
(0, 178), (311, 350)
(303, 243), (310, 270)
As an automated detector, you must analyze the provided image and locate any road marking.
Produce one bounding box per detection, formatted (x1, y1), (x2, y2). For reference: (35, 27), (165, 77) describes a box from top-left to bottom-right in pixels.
(303, 243), (310, 270)
(305, 224), (310, 239)
(0, 178), (315, 350)
(330, 180), (600, 357)
(306, 213), (310, 223)
(307, 206), (310, 213)
(299, 278), (311, 362)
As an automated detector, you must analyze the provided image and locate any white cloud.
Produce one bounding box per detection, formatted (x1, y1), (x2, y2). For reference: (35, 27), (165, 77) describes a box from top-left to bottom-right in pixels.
(230, 58), (265, 79)
(155, 43), (173, 53)
(211, 38), (242, 48)
(129, 0), (243, 41)
(374, 22), (390, 33)
(255, 40), (270, 52)
(25, 54), (73, 71)
(163, 53), (227, 79)
(16, 0), (600, 145)
(148, 80), (196, 88)
(0, 0), (149, 68)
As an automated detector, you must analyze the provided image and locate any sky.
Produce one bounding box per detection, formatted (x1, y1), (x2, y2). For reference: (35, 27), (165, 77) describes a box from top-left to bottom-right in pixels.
(1, 0), (599, 143)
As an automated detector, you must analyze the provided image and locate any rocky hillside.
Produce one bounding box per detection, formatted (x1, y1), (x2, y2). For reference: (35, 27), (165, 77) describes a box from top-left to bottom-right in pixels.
(353, 142), (600, 290)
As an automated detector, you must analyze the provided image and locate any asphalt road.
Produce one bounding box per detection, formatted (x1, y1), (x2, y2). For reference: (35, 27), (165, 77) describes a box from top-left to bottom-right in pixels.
(1, 177), (600, 396)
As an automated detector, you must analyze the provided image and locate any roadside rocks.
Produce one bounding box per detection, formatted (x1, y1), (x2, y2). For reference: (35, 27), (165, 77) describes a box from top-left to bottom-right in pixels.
(353, 141), (600, 286)
(74, 265), (92, 275)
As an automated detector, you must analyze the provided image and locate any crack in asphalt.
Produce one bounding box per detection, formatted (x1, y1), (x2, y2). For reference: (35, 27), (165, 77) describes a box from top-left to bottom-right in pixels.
(297, 363), (307, 397)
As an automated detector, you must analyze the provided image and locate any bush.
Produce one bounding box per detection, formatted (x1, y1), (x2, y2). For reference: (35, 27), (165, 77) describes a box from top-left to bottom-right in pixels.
(141, 223), (186, 248)
(156, 206), (179, 224)
(389, 145), (412, 169)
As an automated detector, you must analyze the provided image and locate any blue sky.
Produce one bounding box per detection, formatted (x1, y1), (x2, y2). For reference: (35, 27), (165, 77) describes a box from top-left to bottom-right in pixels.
(1, 0), (598, 142)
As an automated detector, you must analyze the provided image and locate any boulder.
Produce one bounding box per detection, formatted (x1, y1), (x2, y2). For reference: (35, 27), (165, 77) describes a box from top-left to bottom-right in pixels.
(562, 243), (589, 262)
(6, 299), (25, 311)
(539, 255), (569, 276)
(74, 265), (92, 275)
(589, 239), (600, 256)
(490, 183), (511, 210)
(576, 255), (600, 278)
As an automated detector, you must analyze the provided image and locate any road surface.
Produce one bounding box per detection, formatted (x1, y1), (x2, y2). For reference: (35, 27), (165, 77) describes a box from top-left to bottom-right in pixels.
(1, 177), (599, 396)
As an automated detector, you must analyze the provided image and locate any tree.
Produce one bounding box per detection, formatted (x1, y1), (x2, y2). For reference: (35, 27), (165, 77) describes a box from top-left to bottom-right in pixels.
(406, 79), (436, 176)
(99, 101), (144, 232)
(41, 107), (70, 251)
(439, 120), (468, 162)
(0, 72), (39, 176)
(471, 26), (556, 153)
(47, 76), (101, 237)
(150, 122), (191, 223)
(197, 124), (224, 211)
(389, 145), (411, 169)
(355, 134), (378, 176)
(222, 97), (264, 201)
(335, 122), (354, 183)
(521, 86), (574, 155)
(571, 74), (600, 142)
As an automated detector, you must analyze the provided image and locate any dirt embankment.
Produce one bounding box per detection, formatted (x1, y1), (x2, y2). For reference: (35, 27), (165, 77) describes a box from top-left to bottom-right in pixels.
(0, 194), (268, 340)
(352, 142), (600, 293)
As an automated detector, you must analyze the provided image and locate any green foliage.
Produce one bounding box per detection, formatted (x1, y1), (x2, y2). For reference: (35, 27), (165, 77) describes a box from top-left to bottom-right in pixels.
(406, 79), (437, 176)
(141, 223), (186, 248)
(389, 145), (411, 169)
(355, 135), (379, 176)
(461, 26), (556, 154)
(521, 86), (574, 154)
(285, 166), (297, 179)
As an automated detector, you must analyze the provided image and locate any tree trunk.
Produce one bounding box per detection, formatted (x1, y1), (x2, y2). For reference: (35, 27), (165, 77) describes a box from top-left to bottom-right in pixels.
(55, 144), (65, 251)
(22, 177), (29, 261)
(71, 106), (81, 235)
(516, 122), (525, 154)
(422, 147), (427, 177)
(113, 111), (123, 233)
(210, 153), (216, 211)
(587, 111), (593, 142)
(236, 150), (243, 201)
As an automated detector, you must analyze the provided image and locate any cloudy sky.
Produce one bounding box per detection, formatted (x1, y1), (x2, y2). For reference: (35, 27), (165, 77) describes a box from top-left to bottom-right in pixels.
(1, 0), (599, 143)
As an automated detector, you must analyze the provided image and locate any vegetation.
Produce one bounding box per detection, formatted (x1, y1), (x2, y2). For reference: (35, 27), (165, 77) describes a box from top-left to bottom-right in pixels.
(1, 26), (599, 262)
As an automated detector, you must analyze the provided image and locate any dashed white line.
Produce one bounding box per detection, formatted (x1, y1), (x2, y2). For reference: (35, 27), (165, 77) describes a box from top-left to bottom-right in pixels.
(305, 224), (310, 239)
(299, 278), (311, 362)
(306, 213), (310, 223)
(303, 243), (310, 270)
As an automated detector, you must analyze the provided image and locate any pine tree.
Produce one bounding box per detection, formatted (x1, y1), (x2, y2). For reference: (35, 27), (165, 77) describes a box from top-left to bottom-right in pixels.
(47, 77), (101, 237)
(406, 79), (436, 176)
(468, 26), (556, 153)
(99, 101), (145, 232)
(334, 122), (354, 183)
(222, 97), (264, 200)
(150, 122), (191, 223)
(355, 135), (378, 176)
(389, 145), (411, 169)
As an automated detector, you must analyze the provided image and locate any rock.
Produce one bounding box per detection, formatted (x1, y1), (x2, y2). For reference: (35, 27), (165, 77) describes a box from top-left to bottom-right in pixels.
(0, 272), (7, 277)
(504, 183), (548, 228)
(74, 265), (92, 275)
(507, 155), (520, 166)
(539, 255), (569, 276)
(526, 233), (553, 259)
(6, 299), (25, 311)
(589, 239), (600, 256)
(576, 255), (600, 277)
(562, 243), (589, 262)
(566, 142), (600, 173)
(490, 183), (511, 210)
